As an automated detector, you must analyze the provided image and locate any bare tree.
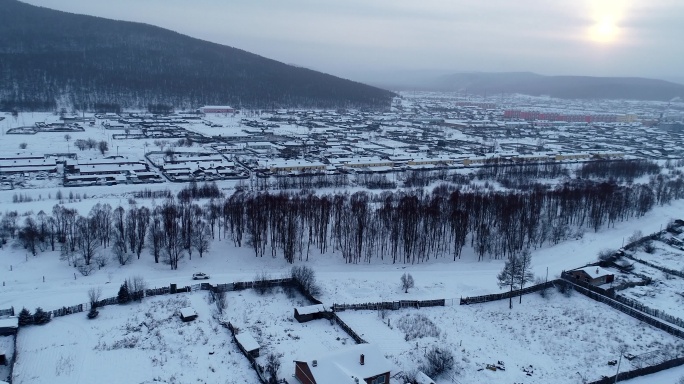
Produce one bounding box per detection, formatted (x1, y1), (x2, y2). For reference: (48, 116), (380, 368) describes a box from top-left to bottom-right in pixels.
(88, 286), (102, 308)
(18, 217), (40, 256)
(75, 216), (100, 265)
(134, 206), (150, 258)
(147, 213), (164, 263)
(291, 265), (320, 296)
(401, 272), (415, 293)
(111, 206), (126, 253)
(191, 219), (211, 258)
(113, 238), (131, 265)
(98, 140), (108, 155)
(127, 276), (147, 301)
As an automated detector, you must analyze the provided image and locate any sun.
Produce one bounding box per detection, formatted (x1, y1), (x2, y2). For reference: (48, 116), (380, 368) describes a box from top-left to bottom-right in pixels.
(588, 16), (620, 44)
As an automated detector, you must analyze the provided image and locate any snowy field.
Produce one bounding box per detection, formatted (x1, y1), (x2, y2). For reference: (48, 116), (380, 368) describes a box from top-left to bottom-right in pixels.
(5, 111), (684, 382)
(2, 198), (684, 383)
(12, 293), (258, 384)
(617, 261), (684, 321)
(338, 291), (684, 384)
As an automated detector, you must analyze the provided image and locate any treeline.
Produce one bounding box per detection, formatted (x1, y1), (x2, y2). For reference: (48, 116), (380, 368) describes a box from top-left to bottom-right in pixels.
(7, 173), (684, 270)
(577, 160), (661, 182)
(0, 199), (212, 274)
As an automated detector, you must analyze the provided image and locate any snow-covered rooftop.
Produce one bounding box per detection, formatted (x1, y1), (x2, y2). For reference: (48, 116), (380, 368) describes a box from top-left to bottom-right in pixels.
(295, 304), (326, 316)
(296, 343), (392, 384)
(179, 307), (196, 319)
(575, 266), (613, 279)
(235, 332), (259, 352)
(0, 317), (18, 329)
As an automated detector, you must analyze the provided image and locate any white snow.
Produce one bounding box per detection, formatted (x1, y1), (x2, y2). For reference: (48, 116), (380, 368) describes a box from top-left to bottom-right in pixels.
(2, 110), (684, 383)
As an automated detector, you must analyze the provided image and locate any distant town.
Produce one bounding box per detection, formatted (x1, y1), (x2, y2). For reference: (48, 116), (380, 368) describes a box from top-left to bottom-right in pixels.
(1, 92), (683, 191)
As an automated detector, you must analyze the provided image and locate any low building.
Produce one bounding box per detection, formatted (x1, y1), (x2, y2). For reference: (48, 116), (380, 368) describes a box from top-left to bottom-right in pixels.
(200, 106), (235, 114)
(0, 317), (18, 336)
(235, 331), (260, 358)
(294, 344), (392, 384)
(293, 304), (327, 323)
(179, 307), (197, 322)
(569, 267), (615, 286)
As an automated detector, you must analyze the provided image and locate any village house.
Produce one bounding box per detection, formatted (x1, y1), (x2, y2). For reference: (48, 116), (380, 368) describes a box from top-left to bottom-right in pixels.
(569, 266), (615, 286)
(294, 344), (392, 384)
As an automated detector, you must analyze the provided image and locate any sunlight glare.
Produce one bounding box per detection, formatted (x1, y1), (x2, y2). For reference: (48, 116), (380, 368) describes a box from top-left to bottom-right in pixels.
(589, 17), (619, 44)
(585, 0), (626, 45)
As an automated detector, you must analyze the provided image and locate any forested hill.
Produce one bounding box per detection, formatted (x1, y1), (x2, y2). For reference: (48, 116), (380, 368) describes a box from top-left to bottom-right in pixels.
(0, 0), (395, 111)
(421, 72), (684, 101)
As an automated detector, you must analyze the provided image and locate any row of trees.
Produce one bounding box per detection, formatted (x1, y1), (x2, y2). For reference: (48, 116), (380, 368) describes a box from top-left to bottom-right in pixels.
(1, 199), (211, 273)
(4, 167), (684, 269)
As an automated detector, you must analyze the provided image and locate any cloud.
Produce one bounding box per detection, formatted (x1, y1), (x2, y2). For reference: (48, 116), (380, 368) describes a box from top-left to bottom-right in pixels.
(19, 0), (684, 79)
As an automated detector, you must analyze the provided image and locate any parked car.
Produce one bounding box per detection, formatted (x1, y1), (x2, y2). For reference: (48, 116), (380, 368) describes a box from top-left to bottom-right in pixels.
(192, 272), (210, 280)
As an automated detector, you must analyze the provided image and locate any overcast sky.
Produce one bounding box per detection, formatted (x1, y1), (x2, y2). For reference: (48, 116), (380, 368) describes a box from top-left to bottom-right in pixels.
(21, 0), (684, 83)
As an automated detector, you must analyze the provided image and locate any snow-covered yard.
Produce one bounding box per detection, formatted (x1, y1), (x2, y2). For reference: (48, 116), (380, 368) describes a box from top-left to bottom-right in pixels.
(11, 293), (258, 384)
(338, 290), (684, 384)
(224, 287), (356, 380)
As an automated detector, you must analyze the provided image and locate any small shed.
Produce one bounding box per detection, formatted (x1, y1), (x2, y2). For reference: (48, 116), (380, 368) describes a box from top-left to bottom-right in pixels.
(0, 317), (18, 336)
(179, 307), (197, 322)
(294, 304), (327, 323)
(569, 266), (615, 286)
(235, 332), (260, 358)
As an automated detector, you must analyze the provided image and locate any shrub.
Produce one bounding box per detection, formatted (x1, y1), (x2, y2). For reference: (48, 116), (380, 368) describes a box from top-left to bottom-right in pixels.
(396, 314), (440, 341)
(118, 281), (131, 304)
(266, 353), (282, 383)
(254, 271), (272, 295)
(420, 346), (455, 377)
(291, 265), (321, 296)
(535, 277), (549, 298)
(33, 307), (51, 325)
(87, 307), (99, 319)
(643, 241), (656, 254)
(18, 307), (33, 326)
(597, 248), (616, 262)
(557, 282), (573, 297)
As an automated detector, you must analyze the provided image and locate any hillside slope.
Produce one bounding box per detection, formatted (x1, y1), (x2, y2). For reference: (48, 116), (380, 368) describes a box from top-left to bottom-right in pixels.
(0, 0), (395, 111)
(428, 72), (684, 101)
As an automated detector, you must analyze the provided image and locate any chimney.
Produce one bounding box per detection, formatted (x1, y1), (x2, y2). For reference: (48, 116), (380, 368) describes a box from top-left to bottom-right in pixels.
(596, 268), (599, 274)
(312, 360), (317, 367)
(360, 354), (365, 365)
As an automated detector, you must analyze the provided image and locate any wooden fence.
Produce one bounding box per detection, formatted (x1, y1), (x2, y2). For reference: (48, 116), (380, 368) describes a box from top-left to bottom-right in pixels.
(223, 321), (289, 384)
(333, 299), (445, 312)
(459, 280), (557, 305)
(561, 272), (684, 329)
(328, 312), (366, 344)
(623, 253), (684, 279)
(232, 278), (293, 291)
(562, 279), (684, 340)
(51, 304), (84, 318)
(587, 356), (684, 384)
(0, 307), (14, 317)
